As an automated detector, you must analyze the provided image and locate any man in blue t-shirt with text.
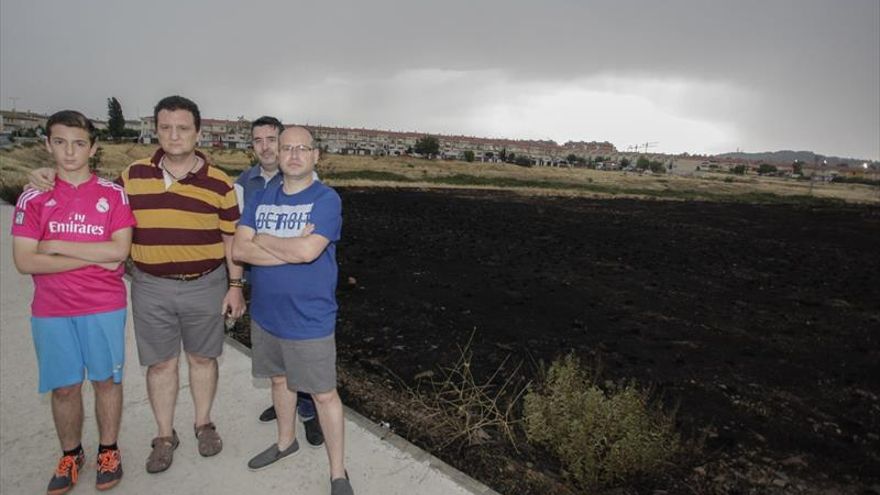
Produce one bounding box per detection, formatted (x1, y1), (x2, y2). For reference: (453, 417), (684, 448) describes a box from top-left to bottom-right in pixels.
(235, 116), (324, 448)
(233, 126), (352, 495)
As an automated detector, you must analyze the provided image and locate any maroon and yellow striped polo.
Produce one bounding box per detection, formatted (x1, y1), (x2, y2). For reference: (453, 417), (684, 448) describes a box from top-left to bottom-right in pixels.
(118, 148), (240, 277)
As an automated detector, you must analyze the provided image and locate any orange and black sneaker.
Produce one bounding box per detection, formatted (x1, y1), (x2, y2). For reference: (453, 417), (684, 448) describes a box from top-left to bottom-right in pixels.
(95, 448), (123, 491)
(47, 450), (84, 495)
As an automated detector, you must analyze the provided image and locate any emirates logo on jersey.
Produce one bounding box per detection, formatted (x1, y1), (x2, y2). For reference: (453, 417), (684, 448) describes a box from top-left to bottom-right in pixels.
(96, 197), (109, 213)
(49, 212), (105, 236)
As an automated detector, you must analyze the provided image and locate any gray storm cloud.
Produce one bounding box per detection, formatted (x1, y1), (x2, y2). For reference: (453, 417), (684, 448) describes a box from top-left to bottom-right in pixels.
(1, 0), (877, 159)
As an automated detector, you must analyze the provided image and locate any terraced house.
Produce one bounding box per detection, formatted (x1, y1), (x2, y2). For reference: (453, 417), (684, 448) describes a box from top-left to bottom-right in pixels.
(0, 110), (46, 133)
(309, 125), (617, 165)
(139, 116), (251, 149)
(135, 115), (618, 165)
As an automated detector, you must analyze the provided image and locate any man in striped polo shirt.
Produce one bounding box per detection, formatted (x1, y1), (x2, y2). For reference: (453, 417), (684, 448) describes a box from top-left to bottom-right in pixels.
(121, 96), (245, 473)
(28, 96), (246, 474)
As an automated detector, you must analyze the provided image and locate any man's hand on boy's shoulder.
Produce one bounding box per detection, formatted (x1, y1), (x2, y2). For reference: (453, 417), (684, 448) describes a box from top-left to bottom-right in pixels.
(26, 167), (56, 192)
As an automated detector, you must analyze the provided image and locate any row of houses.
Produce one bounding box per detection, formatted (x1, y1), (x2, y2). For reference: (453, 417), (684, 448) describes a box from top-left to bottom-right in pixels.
(305, 125), (618, 165)
(137, 117), (619, 165)
(5, 110), (875, 175)
(0, 110), (141, 134)
(3, 110), (619, 164)
(138, 116), (252, 149)
(0, 110), (48, 133)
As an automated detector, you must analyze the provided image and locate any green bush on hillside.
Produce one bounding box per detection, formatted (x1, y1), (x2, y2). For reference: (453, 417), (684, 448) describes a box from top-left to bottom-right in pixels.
(524, 354), (679, 489)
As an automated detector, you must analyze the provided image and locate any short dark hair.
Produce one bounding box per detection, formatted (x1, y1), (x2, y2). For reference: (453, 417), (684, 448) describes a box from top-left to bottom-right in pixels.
(153, 95), (201, 131)
(46, 110), (97, 145)
(251, 116), (284, 135)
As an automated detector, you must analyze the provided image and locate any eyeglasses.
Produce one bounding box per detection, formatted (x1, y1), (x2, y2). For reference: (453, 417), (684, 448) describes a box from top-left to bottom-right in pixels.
(280, 144), (315, 154)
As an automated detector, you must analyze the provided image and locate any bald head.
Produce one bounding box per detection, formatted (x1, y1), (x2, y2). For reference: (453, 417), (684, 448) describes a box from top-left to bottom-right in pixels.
(278, 125), (319, 182)
(280, 126), (314, 147)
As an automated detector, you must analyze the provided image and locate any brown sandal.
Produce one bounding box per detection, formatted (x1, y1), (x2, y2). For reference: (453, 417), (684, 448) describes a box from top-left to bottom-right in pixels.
(194, 422), (223, 457)
(146, 430), (179, 473)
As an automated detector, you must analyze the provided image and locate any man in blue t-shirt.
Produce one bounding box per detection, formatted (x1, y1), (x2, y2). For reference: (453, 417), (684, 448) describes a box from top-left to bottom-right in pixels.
(233, 126), (352, 495)
(234, 116), (324, 448)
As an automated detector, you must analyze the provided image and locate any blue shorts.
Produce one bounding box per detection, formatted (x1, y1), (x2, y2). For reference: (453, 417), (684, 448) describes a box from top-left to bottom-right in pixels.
(31, 308), (127, 394)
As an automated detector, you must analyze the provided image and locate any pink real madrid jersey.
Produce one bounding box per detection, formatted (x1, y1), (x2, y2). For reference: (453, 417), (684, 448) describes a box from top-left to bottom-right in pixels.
(11, 174), (137, 317)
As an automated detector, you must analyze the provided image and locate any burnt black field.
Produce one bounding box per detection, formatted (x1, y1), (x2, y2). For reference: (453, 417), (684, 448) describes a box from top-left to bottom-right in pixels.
(234, 187), (880, 494)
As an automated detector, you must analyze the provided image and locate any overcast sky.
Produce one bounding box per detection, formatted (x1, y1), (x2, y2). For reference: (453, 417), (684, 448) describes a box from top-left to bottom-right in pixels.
(2, 0), (878, 160)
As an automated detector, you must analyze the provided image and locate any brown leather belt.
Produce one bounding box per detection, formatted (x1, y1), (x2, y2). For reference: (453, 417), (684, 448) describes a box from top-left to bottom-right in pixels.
(160, 267), (217, 281)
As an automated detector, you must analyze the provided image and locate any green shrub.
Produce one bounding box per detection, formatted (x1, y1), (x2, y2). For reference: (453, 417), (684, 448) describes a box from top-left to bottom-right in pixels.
(524, 354), (679, 489)
(757, 163), (778, 175)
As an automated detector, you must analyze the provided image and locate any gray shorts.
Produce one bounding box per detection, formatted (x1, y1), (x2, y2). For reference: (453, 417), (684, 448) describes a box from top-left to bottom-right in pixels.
(131, 265), (227, 366)
(251, 320), (337, 394)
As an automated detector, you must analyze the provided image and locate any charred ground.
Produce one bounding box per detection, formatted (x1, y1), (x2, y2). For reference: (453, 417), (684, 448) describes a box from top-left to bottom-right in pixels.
(233, 187), (880, 494)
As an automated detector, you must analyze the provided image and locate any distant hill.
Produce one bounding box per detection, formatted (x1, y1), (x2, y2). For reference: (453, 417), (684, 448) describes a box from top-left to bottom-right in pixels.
(716, 150), (878, 166)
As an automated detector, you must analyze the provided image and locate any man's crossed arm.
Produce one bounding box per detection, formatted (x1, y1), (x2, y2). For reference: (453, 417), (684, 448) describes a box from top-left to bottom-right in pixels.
(13, 228), (132, 274)
(232, 223), (324, 266)
(37, 229), (132, 263)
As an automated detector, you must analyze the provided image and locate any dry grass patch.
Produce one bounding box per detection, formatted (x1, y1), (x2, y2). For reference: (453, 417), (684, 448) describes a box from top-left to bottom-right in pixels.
(0, 143), (255, 201)
(318, 154), (877, 203)
(409, 333), (528, 450)
(3, 144), (876, 204)
(524, 353), (680, 489)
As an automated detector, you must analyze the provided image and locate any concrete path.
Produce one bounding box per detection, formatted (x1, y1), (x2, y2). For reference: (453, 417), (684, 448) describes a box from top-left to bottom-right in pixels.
(0, 202), (498, 495)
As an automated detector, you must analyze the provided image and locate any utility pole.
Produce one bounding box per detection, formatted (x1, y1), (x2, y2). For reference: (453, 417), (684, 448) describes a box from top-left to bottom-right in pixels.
(627, 142), (659, 155)
(809, 156), (818, 195)
(626, 141), (659, 155)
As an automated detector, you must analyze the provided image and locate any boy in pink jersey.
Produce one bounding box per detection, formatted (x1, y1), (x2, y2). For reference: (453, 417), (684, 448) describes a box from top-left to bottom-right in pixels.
(12, 110), (135, 494)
